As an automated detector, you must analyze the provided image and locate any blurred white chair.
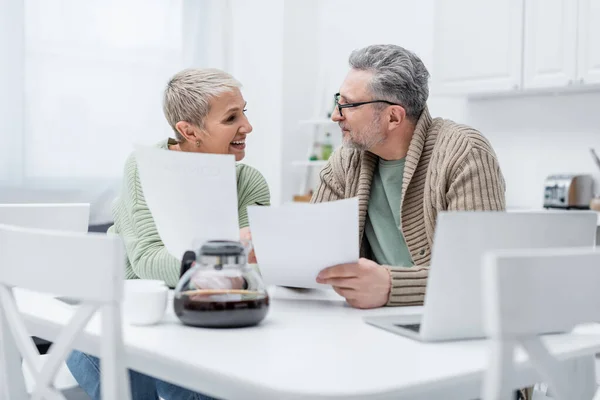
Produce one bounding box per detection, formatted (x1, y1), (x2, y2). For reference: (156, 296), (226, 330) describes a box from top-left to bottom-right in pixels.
(0, 223), (130, 400)
(0, 203), (91, 398)
(0, 203), (90, 232)
(482, 247), (600, 400)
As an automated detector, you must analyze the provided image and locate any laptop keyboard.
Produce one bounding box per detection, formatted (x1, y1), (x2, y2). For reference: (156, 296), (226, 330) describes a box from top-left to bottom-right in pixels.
(395, 323), (421, 333)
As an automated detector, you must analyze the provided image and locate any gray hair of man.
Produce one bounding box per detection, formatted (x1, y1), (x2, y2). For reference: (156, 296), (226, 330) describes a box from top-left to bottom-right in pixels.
(163, 68), (242, 142)
(348, 44), (430, 122)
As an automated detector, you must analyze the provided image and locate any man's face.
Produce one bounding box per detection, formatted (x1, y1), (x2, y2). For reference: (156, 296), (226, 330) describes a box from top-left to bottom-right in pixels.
(332, 69), (385, 151)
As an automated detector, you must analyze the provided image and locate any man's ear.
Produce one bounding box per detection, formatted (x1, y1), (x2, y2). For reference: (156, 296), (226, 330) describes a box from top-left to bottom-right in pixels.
(388, 106), (407, 129)
(175, 121), (196, 142)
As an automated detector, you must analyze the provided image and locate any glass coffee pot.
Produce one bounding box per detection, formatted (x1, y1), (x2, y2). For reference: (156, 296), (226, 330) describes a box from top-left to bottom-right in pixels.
(173, 240), (269, 328)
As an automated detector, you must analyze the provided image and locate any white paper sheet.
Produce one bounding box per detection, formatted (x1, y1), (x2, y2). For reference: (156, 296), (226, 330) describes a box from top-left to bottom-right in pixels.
(134, 145), (239, 260)
(248, 198), (359, 289)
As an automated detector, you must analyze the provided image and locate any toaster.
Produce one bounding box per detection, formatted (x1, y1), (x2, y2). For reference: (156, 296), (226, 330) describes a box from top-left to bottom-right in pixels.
(543, 174), (594, 209)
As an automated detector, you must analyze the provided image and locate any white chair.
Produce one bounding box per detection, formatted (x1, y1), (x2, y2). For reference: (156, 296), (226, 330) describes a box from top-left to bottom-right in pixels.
(0, 203), (91, 397)
(482, 247), (600, 400)
(0, 223), (131, 400)
(0, 203), (90, 232)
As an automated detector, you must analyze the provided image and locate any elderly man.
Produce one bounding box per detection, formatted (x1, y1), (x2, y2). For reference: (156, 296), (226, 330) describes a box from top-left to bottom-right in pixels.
(313, 44), (506, 309)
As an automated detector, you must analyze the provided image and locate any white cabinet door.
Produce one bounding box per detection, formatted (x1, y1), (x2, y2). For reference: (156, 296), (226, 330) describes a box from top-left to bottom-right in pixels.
(432, 0), (524, 95)
(523, 0), (578, 89)
(578, 0), (600, 84)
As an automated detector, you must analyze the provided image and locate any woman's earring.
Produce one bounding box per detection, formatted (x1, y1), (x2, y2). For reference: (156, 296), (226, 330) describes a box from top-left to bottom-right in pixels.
(195, 140), (201, 147)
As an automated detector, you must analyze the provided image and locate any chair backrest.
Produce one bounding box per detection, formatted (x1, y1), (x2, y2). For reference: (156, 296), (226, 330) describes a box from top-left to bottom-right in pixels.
(0, 224), (130, 400)
(0, 224), (123, 302)
(0, 203), (90, 233)
(481, 247), (600, 400)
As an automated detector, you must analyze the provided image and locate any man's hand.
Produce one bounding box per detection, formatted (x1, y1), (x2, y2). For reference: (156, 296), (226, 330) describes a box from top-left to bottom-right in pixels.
(239, 227), (257, 264)
(316, 258), (391, 309)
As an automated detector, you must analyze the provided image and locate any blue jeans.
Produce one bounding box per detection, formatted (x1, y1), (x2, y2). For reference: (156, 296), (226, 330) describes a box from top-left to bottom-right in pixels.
(66, 350), (216, 400)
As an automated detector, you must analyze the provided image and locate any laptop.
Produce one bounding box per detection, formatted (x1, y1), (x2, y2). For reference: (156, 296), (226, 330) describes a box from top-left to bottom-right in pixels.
(364, 211), (597, 342)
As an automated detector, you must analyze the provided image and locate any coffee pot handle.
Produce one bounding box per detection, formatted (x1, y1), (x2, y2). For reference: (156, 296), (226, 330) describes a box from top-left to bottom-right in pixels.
(180, 250), (197, 278)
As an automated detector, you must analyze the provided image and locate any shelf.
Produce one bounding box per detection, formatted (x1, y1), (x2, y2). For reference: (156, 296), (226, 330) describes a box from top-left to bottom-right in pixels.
(291, 160), (328, 167)
(292, 194), (312, 202)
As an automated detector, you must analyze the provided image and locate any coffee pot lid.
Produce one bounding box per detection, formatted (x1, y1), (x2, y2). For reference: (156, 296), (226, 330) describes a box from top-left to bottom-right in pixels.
(198, 240), (246, 267)
(199, 240), (244, 257)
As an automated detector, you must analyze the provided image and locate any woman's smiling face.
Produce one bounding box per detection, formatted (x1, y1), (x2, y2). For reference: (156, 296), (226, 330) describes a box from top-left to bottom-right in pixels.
(175, 88), (252, 161)
(198, 88), (252, 161)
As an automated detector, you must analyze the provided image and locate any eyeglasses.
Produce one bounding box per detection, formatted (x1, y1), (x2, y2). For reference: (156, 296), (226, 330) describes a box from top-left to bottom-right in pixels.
(334, 92), (401, 117)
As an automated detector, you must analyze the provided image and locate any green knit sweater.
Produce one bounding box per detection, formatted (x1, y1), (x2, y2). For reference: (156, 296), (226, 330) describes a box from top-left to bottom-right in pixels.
(108, 139), (271, 287)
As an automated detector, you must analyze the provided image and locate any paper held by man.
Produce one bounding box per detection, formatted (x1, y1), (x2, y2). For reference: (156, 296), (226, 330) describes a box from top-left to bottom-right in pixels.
(248, 198), (359, 289)
(135, 145), (359, 290)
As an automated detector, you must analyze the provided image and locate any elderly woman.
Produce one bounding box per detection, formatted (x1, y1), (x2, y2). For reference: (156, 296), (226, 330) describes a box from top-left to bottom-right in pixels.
(66, 68), (270, 400)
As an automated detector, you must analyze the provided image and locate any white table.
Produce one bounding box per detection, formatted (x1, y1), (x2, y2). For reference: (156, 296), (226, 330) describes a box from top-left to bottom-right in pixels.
(14, 288), (600, 400)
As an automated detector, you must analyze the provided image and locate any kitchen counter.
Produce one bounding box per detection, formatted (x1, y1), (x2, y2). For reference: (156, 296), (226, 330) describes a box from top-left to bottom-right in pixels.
(507, 208), (600, 226)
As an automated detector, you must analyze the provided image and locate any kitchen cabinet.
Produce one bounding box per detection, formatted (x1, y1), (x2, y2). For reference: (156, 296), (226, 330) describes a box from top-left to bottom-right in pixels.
(433, 0), (600, 96)
(577, 0), (600, 84)
(432, 0), (524, 95)
(523, 0), (578, 89)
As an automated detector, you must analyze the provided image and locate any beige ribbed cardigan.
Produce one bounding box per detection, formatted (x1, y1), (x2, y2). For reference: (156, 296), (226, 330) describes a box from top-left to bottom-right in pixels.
(311, 107), (506, 306)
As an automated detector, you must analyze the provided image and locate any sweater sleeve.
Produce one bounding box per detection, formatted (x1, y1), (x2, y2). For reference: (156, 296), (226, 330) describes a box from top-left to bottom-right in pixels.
(446, 147), (506, 212)
(311, 150), (345, 203)
(386, 265), (430, 306)
(117, 154), (181, 287)
(386, 146), (506, 306)
(237, 164), (271, 228)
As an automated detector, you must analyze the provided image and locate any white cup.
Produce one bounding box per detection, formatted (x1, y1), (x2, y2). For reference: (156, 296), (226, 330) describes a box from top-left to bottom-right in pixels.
(125, 279), (166, 291)
(123, 279), (168, 326)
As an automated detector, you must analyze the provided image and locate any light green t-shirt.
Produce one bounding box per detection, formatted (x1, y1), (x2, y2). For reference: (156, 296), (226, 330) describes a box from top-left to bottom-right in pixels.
(364, 158), (413, 267)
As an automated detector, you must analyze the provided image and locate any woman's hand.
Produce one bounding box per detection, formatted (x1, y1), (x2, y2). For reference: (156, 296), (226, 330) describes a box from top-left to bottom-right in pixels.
(239, 227), (257, 264)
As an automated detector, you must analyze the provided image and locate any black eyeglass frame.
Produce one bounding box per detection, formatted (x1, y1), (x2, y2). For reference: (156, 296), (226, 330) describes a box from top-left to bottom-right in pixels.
(334, 92), (402, 117)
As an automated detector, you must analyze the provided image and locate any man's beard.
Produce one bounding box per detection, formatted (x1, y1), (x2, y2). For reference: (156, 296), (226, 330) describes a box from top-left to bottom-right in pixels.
(341, 116), (384, 151)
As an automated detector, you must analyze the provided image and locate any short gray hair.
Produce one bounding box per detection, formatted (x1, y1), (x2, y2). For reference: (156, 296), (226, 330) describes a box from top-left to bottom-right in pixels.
(349, 44), (430, 121)
(163, 68), (241, 141)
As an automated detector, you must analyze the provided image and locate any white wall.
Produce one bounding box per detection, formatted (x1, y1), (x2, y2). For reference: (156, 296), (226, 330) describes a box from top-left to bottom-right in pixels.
(0, 0), (24, 184)
(281, 0), (321, 204)
(229, 0), (285, 206)
(227, 0), (323, 206)
(464, 93), (600, 209)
